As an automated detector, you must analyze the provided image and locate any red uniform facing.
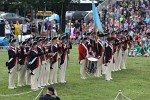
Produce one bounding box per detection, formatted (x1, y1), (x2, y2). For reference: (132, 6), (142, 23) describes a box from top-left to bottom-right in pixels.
(78, 43), (88, 61)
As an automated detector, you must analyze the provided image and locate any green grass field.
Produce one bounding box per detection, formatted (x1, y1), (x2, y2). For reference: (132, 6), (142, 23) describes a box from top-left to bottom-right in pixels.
(0, 45), (150, 100)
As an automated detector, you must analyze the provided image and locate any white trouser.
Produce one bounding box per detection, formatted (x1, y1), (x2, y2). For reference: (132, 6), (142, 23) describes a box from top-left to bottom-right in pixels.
(50, 61), (58, 84)
(80, 59), (87, 78)
(31, 68), (38, 90)
(102, 64), (106, 74)
(114, 51), (119, 71)
(59, 55), (68, 82)
(121, 49), (128, 69)
(8, 65), (17, 89)
(117, 49), (122, 70)
(37, 65), (41, 87)
(40, 61), (46, 86)
(105, 59), (112, 81)
(26, 68), (31, 85)
(95, 56), (103, 77)
(45, 61), (50, 85)
(53, 61), (58, 83)
(18, 64), (26, 86)
(111, 55), (115, 72)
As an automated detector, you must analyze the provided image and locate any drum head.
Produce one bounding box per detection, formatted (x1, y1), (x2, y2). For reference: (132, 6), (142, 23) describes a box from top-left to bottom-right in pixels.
(87, 57), (98, 62)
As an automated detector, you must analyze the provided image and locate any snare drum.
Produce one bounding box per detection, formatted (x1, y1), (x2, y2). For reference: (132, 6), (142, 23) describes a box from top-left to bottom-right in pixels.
(87, 57), (98, 62)
(86, 57), (98, 74)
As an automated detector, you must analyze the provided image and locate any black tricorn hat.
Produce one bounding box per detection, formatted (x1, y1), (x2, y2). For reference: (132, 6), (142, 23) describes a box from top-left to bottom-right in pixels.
(61, 35), (66, 40)
(98, 34), (104, 37)
(9, 39), (16, 43)
(52, 36), (58, 40)
(44, 38), (49, 41)
(86, 32), (91, 36)
(80, 37), (88, 40)
(21, 41), (26, 45)
(31, 41), (37, 46)
(107, 37), (114, 41)
(104, 33), (109, 36)
(26, 38), (31, 42)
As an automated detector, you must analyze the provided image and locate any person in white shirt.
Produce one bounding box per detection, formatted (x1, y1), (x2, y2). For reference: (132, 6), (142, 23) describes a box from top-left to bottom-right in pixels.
(88, 21), (94, 33)
(5, 21), (11, 39)
(21, 21), (28, 35)
(51, 20), (58, 37)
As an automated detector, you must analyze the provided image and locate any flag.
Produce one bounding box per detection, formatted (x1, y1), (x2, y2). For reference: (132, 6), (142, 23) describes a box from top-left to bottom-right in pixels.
(92, 0), (103, 33)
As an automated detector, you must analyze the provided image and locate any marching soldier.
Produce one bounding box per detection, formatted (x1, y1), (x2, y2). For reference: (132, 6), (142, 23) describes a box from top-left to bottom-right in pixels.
(121, 33), (129, 69)
(18, 41), (27, 87)
(36, 37), (44, 88)
(116, 34), (123, 71)
(86, 32), (95, 57)
(78, 37), (89, 79)
(104, 37), (114, 81)
(42, 38), (50, 86)
(113, 35), (120, 71)
(48, 37), (59, 84)
(28, 41), (39, 91)
(39, 37), (47, 87)
(101, 33), (109, 75)
(26, 38), (32, 85)
(94, 34), (104, 77)
(7, 39), (18, 89)
(59, 35), (72, 83)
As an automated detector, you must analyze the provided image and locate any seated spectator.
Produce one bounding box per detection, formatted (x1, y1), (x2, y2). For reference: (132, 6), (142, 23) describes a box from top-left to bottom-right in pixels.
(140, 44), (148, 56)
(135, 43), (142, 55)
(129, 44), (138, 57)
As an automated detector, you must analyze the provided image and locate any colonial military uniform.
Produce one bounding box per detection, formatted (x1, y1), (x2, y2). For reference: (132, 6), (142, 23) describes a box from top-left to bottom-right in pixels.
(86, 33), (94, 57)
(78, 37), (89, 79)
(59, 36), (72, 83)
(104, 37), (114, 81)
(94, 34), (104, 77)
(37, 38), (44, 87)
(116, 35), (122, 71)
(113, 37), (120, 71)
(25, 38), (32, 85)
(18, 41), (27, 87)
(121, 34), (128, 69)
(48, 37), (59, 84)
(42, 38), (50, 86)
(28, 41), (39, 91)
(7, 39), (18, 89)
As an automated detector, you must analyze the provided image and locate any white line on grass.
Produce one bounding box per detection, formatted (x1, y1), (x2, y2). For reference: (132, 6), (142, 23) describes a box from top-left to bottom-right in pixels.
(0, 91), (33, 97)
(34, 88), (44, 100)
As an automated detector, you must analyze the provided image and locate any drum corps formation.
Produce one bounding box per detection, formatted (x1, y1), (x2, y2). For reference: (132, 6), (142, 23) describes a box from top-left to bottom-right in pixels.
(6, 35), (72, 91)
(6, 28), (133, 90)
(78, 30), (133, 81)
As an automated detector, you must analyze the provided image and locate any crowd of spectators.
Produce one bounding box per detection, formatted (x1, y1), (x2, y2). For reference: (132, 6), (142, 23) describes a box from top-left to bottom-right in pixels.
(65, 0), (150, 57)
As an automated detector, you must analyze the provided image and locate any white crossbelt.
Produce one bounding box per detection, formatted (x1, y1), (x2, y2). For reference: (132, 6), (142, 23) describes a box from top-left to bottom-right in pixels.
(29, 57), (37, 65)
(8, 58), (13, 63)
